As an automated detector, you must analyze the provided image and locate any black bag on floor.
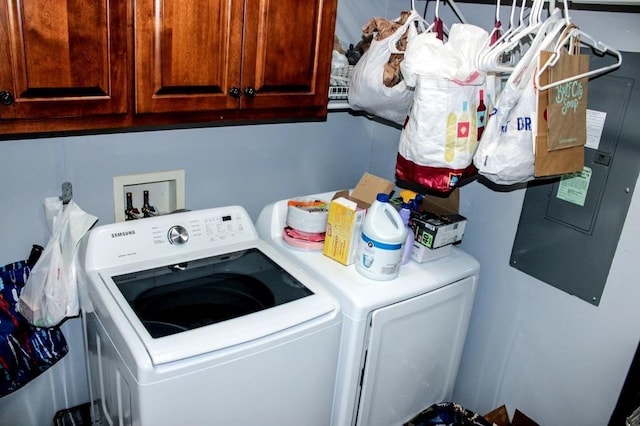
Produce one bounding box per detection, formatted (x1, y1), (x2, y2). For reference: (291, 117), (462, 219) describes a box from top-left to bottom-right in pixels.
(405, 402), (494, 426)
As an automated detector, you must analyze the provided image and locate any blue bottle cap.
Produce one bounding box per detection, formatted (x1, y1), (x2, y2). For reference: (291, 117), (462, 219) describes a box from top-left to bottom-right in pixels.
(376, 193), (390, 202)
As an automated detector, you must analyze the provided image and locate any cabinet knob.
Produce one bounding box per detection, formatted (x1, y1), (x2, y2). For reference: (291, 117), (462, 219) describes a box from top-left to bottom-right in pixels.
(0, 91), (14, 106)
(243, 87), (256, 98)
(228, 87), (241, 98)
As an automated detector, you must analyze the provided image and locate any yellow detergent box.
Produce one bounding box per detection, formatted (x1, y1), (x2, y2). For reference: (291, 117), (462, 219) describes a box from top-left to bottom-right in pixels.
(323, 173), (394, 265)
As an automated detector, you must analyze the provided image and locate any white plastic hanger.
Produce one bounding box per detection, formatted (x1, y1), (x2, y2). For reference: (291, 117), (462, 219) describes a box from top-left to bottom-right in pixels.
(487, 0), (503, 45)
(535, 28), (623, 91)
(479, 0), (546, 73)
(478, 0), (518, 68)
(422, 0), (451, 39)
(535, 0), (622, 91)
(507, 8), (566, 90)
(500, 0), (545, 48)
(387, 9), (429, 54)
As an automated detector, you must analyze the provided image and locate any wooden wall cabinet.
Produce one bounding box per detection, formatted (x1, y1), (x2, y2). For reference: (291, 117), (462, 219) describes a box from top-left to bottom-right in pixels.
(0, 0), (337, 136)
(0, 0), (128, 121)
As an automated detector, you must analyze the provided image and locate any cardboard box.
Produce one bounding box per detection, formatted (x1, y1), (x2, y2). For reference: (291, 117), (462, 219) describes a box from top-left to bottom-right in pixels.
(411, 211), (466, 249)
(484, 405), (539, 426)
(411, 241), (452, 263)
(392, 188), (467, 250)
(410, 189), (466, 249)
(323, 173), (394, 265)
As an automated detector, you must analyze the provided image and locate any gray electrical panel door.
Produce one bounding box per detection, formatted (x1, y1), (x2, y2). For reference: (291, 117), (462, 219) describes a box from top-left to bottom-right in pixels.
(510, 51), (640, 306)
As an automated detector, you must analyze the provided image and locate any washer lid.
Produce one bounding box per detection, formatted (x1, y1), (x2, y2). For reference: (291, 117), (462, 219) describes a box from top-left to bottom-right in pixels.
(93, 242), (338, 365)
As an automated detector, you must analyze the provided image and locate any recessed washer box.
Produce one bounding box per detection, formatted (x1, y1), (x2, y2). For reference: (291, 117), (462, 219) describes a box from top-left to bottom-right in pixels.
(113, 170), (185, 222)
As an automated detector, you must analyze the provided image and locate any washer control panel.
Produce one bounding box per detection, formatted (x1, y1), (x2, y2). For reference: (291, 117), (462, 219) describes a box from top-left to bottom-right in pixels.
(85, 206), (259, 270)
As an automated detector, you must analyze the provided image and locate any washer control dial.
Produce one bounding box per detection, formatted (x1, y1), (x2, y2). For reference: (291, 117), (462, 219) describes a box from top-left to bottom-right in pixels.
(167, 225), (189, 245)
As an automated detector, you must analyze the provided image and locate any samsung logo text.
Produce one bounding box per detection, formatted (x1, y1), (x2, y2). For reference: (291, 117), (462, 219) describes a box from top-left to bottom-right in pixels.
(111, 230), (136, 238)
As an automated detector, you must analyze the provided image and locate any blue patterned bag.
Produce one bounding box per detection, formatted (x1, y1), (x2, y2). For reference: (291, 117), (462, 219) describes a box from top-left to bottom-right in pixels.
(0, 258), (68, 397)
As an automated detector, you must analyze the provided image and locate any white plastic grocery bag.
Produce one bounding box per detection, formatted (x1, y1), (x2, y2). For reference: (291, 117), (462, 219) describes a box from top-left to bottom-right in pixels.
(18, 200), (97, 327)
(399, 76), (488, 169)
(396, 23), (492, 193)
(348, 11), (424, 124)
(473, 74), (538, 185)
(473, 9), (567, 185)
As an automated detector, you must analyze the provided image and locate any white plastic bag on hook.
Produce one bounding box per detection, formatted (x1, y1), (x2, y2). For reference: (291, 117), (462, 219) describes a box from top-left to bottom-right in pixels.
(18, 199), (97, 327)
(395, 23), (492, 193)
(348, 10), (425, 124)
(473, 72), (538, 185)
(473, 10), (566, 185)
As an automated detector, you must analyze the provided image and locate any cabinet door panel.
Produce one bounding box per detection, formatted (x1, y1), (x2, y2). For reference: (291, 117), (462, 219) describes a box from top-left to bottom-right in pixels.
(242, 0), (336, 110)
(135, 0), (243, 113)
(0, 0), (127, 119)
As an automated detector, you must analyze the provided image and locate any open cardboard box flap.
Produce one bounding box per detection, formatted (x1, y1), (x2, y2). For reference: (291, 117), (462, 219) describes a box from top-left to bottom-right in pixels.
(396, 187), (466, 250)
(333, 173), (395, 208)
(419, 188), (460, 215)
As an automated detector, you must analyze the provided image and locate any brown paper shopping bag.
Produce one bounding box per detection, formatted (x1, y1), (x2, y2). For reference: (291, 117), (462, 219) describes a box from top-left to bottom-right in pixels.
(534, 50), (585, 178)
(546, 37), (589, 151)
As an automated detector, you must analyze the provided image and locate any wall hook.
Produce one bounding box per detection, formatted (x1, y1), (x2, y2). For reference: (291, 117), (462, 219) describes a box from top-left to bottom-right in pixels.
(60, 182), (73, 205)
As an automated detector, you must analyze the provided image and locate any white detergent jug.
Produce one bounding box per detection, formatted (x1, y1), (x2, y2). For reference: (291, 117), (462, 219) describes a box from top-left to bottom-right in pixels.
(355, 193), (408, 281)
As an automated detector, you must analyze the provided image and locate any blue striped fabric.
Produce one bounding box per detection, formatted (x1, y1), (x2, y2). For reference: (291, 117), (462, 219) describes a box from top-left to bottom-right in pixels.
(0, 260), (68, 397)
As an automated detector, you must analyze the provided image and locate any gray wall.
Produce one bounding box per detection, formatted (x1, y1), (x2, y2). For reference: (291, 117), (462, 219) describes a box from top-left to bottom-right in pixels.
(0, 114), (382, 262)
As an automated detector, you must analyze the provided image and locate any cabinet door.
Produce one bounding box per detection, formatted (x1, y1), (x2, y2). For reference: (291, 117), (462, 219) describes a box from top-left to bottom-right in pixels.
(355, 276), (477, 426)
(135, 0), (243, 114)
(241, 0), (336, 111)
(0, 0), (127, 120)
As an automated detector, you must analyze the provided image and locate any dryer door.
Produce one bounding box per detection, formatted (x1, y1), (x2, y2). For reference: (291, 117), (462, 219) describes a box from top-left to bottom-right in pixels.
(355, 275), (477, 426)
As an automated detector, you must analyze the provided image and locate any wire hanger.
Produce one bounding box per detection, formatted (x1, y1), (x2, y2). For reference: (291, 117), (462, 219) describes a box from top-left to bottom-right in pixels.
(535, 0), (622, 91)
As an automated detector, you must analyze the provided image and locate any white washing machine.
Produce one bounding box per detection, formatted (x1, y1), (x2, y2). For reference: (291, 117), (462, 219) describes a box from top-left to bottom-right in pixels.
(256, 191), (480, 426)
(79, 206), (341, 426)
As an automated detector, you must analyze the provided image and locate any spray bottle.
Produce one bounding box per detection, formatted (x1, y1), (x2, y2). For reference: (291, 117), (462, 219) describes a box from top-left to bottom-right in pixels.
(399, 190), (419, 265)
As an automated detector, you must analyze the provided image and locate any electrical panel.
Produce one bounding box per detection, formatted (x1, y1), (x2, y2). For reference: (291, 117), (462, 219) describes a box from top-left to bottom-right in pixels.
(510, 51), (640, 306)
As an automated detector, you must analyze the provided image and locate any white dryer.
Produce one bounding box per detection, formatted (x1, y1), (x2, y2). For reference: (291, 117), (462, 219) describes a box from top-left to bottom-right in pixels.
(79, 206), (341, 426)
(256, 191), (480, 426)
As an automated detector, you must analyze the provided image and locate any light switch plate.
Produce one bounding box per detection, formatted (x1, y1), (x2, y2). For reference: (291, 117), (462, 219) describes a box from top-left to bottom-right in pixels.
(113, 170), (185, 222)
